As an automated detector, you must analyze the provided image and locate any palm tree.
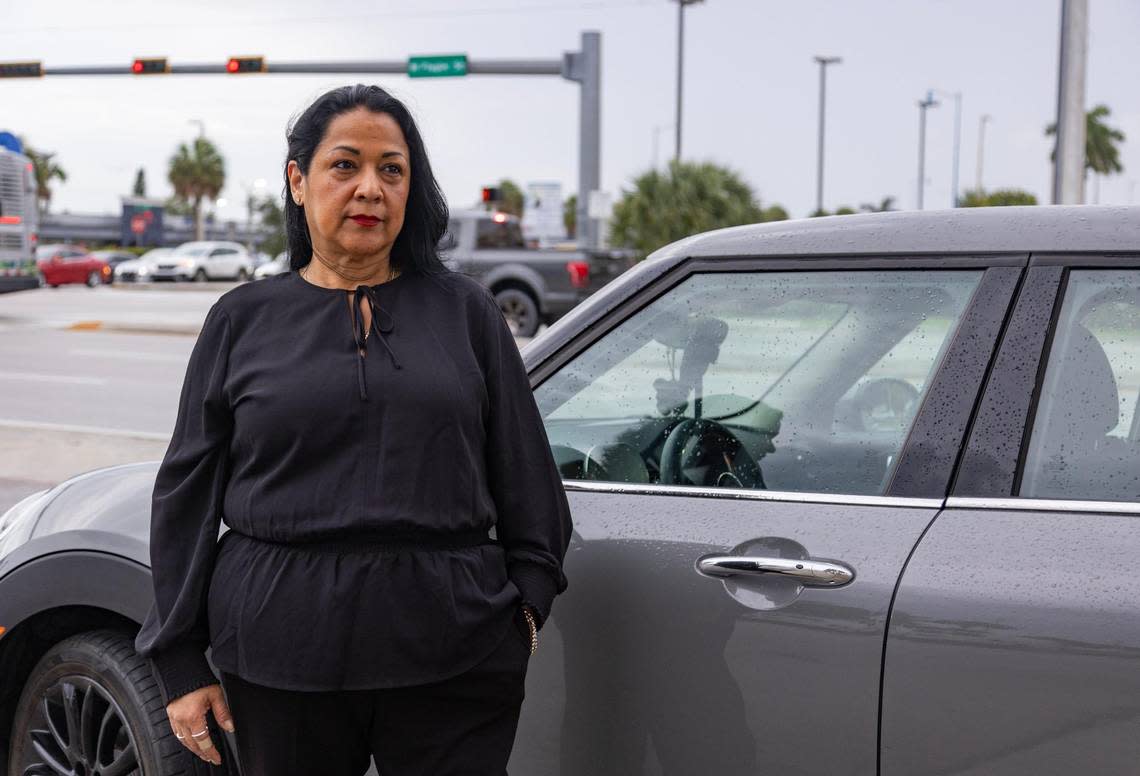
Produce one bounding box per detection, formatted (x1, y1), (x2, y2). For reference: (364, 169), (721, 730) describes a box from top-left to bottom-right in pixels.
(168, 137), (226, 241)
(21, 144), (68, 218)
(1045, 104), (1126, 199)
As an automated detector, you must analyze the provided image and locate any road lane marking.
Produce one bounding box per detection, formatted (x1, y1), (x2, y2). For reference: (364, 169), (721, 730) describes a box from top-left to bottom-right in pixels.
(0, 418), (169, 441)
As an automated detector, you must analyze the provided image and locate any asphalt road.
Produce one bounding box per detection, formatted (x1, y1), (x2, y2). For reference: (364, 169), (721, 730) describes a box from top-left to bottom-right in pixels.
(0, 282), (535, 513)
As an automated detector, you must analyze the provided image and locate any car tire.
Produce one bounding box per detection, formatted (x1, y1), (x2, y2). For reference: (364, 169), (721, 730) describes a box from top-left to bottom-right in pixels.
(7, 629), (239, 776)
(86, 271), (100, 288)
(194, 268), (208, 283)
(236, 268), (249, 282)
(494, 288), (540, 338)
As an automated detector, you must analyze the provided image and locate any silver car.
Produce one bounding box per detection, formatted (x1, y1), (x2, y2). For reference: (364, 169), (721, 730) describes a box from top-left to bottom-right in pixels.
(151, 240), (254, 282)
(0, 205), (1137, 775)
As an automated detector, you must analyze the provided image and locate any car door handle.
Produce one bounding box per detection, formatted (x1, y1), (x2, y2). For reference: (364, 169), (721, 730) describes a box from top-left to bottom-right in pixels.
(696, 556), (855, 587)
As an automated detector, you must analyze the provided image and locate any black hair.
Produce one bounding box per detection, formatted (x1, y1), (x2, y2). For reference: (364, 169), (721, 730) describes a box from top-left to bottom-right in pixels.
(283, 84), (450, 277)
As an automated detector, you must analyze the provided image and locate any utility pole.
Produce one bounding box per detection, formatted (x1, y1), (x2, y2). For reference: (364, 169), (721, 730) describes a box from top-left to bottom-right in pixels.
(975, 113), (991, 193)
(1052, 0), (1088, 204)
(673, 0), (704, 162)
(916, 91), (939, 210)
(814, 56), (842, 215)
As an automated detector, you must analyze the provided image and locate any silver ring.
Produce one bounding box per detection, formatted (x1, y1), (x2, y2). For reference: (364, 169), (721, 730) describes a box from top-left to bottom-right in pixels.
(191, 728), (209, 738)
(175, 733), (185, 740)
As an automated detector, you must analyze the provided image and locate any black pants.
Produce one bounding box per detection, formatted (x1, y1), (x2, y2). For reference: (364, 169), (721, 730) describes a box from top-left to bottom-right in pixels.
(218, 613), (532, 776)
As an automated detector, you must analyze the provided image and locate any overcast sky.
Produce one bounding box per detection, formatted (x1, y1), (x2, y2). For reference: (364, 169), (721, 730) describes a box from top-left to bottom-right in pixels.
(1, 0), (1137, 224)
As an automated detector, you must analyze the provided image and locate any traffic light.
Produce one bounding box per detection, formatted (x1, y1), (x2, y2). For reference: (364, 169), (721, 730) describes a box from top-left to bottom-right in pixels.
(226, 56), (266, 74)
(481, 187), (502, 203)
(0, 61), (43, 78)
(131, 57), (169, 75)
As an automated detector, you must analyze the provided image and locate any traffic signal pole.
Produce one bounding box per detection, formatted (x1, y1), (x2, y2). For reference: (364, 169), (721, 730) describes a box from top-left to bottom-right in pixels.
(5, 30), (604, 249)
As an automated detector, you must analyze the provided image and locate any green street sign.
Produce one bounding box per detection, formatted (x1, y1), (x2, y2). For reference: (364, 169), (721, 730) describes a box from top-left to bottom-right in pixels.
(407, 55), (468, 79)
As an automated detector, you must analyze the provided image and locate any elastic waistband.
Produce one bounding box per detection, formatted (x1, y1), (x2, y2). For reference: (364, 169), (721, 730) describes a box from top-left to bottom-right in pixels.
(221, 527), (496, 554)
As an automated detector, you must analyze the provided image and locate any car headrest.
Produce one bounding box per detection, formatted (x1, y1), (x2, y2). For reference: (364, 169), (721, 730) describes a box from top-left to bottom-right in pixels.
(1046, 324), (1120, 445)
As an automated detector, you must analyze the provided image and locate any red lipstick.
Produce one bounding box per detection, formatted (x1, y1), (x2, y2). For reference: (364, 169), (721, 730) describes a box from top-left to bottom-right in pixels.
(351, 216), (381, 226)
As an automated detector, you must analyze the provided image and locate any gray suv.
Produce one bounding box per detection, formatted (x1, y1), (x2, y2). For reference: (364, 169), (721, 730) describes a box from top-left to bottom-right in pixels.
(0, 205), (1137, 775)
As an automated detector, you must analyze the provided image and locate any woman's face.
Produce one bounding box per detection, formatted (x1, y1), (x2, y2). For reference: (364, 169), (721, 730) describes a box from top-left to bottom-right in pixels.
(288, 107), (411, 265)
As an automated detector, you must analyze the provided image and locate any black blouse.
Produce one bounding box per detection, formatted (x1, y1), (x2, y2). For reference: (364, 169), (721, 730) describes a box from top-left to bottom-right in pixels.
(133, 267), (573, 706)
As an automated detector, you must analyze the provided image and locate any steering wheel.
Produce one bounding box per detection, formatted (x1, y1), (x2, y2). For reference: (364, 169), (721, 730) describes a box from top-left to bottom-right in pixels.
(658, 417), (766, 489)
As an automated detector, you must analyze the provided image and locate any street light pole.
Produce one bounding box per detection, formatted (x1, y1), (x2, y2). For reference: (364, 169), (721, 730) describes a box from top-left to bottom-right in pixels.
(975, 114), (991, 193)
(673, 0), (704, 163)
(814, 55), (842, 215)
(916, 91), (939, 210)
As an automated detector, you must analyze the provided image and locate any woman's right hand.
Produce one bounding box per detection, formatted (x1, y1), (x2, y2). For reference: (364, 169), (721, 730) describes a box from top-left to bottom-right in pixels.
(166, 683), (235, 766)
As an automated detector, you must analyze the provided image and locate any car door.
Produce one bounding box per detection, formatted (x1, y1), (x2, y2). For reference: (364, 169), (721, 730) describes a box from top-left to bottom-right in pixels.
(208, 247), (232, 278)
(882, 257), (1140, 774)
(64, 249), (87, 283)
(509, 256), (1023, 775)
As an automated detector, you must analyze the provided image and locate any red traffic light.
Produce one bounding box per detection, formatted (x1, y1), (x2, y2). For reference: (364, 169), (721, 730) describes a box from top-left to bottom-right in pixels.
(481, 186), (501, 203)
(132, 58), (168, 75)
(226, 56), (265, 74)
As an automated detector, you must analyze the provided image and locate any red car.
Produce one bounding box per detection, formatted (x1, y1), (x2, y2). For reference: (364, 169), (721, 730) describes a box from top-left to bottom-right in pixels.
(35, 244), (111, 287)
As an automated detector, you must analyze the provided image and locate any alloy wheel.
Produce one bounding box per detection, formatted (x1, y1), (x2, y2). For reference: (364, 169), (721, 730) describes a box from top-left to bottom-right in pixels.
(17, 674), (139, 776)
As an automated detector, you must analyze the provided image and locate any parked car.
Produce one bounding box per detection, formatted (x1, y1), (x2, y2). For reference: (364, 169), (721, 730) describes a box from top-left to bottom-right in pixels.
(113, 247), (174, 283)
(150, 241), (254, 282)
(34, 244), (110, 287)
(89, 250), (138, 275)
(1, 206), (1138, 776)
(443, 208), (634, 337)
(253, 251), (289, 280)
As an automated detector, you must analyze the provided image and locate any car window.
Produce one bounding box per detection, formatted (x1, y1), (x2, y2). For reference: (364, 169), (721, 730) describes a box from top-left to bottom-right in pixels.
(476, 217), (524, 249)
(174, 246), (210, 257)
(1020, 269), (1140, 502)
(534, 270), (982, 495)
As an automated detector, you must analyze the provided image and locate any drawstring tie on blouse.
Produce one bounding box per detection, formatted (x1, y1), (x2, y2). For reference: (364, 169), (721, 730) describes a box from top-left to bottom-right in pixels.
(352, 284), (402, 400)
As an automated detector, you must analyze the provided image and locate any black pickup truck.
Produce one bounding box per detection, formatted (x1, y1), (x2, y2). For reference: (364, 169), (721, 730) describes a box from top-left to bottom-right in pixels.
(441, 209), (633, 337)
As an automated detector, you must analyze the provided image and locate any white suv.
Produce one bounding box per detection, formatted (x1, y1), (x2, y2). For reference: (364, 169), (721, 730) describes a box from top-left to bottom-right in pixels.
(151, 241), (254, 282)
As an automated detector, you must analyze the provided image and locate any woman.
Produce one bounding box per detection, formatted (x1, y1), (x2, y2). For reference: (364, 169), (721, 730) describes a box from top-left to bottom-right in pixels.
(134, 84), (573, 775)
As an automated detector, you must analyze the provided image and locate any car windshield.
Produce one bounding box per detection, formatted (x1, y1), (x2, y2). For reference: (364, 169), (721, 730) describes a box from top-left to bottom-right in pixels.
(139, 249), (171, 261)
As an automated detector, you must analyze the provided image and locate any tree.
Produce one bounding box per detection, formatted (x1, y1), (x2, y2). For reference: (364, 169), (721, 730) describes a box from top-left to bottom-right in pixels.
(486, 178), (524, 217)
(563, 194), (577, 239)
(255, 193), (287, 258)
(609, 160), (784, 258)
(1045, 104), (1126, 176)
(20, 141), (67, 218)
(959, 188), (1038, 207)
(859, 196), (896, 213)
(168, 137), (226, 241)
(760, 204), (789, 222)
(132, 168), (147, 197)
